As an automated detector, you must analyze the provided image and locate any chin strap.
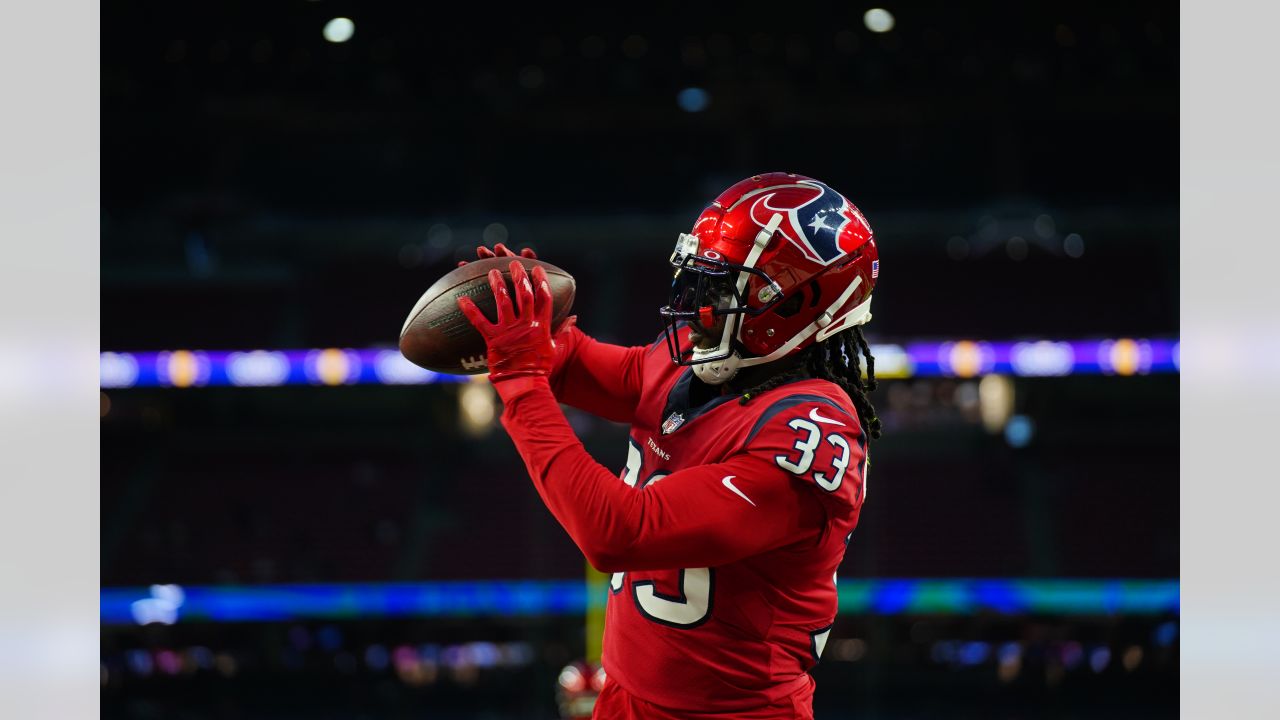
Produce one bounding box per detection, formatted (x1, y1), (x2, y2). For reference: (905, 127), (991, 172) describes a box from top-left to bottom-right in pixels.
(735, 277), (871, 370)
(692, 288), (874, 386)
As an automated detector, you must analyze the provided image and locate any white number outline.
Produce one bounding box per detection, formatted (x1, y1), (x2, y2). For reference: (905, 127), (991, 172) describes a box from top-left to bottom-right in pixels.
(620, 439), (642, 487)
(621, 438), (669, 489)
(774, 418), (821, 474)
(775, 416), (859, 494)
(814, 434), (851, 491)
(630, 567), (714, 628)
(611, 438), (712, 628)
(861, 457), (870, 503)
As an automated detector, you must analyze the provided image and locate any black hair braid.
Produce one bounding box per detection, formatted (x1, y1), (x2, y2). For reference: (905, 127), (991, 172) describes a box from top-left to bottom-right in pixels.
(850, 325), (879, 392)
(735, 361), (809, 406)
(737, 326), (882, 440)
(836, 326), (882, 440)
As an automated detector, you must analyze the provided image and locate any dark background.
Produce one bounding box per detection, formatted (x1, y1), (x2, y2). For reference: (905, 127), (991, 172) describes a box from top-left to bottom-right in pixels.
(101, 2), (1178, 718)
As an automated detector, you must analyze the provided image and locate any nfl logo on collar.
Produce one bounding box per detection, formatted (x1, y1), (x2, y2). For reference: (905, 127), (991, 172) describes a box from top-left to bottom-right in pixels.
(661, 412), (685, 435)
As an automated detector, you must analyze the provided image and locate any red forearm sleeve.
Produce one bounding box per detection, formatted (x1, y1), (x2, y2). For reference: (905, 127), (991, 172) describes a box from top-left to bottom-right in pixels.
(547, 325), (646, 424)
(495, 378), (824, 572)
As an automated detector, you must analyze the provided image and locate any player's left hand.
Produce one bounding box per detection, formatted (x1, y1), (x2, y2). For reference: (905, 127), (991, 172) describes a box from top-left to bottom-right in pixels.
(457, 260), (556, 382)
(456, 242), (537, 268)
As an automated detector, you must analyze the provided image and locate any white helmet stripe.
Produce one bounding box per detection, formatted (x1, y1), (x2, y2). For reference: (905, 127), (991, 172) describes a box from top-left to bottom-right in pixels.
(731, 213), (782, 342)
(736, 276), (868, 370)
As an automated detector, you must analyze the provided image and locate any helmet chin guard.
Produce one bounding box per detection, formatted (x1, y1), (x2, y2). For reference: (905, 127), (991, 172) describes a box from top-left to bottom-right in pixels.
(691, 347), (743, 385)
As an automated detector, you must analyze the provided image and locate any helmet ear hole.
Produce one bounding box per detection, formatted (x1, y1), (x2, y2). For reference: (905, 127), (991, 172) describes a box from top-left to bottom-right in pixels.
(774, 291), (805, 318)
(807, 280), (823, 307)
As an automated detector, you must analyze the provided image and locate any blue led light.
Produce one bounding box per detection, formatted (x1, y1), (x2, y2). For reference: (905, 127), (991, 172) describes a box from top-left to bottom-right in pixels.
(99, 338), (1180, 389)
(100, 579), (1180, 625)
(677, 87), (710, 112)
(1004, 415), (1034, 448)
(958, 641), (991, 666)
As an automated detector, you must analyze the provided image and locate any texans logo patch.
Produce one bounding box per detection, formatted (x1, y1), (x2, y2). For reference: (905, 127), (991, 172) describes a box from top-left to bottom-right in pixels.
(749, 179), (867, 265)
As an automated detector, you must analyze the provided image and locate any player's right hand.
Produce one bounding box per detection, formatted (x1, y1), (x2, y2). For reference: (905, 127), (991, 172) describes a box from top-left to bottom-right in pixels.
(457, 261), (558, 382)
(457, 243), (578, 365)
(457, 243), (537, 268)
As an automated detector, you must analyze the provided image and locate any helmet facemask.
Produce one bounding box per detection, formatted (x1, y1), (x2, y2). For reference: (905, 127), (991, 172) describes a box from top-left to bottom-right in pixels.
(659, 221), (784, 385)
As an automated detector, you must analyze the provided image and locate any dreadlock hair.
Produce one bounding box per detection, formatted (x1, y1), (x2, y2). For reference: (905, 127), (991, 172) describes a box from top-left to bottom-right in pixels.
(737, 325), (882, 440)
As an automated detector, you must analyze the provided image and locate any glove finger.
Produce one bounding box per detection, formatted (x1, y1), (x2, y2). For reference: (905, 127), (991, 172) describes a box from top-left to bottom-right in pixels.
(550, 314), (576, 350)
(488, 268), (515, 325)
(457, 260), (469, 268)
(531, 265), (553, 328)
(520, 247), (538, 259)
(476, 246), (496, 259)
(510, 261), (535, 319)
(555, 314), (578, 335)
(494, 243), (515, 257)
(457, 296), (493, 332)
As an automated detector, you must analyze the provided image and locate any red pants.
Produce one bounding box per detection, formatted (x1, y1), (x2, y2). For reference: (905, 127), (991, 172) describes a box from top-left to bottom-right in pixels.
(592, 676), (815, 720)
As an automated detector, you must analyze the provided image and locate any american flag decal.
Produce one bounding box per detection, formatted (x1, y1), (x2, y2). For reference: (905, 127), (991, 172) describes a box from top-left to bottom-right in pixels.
(871, 260), (879, 279)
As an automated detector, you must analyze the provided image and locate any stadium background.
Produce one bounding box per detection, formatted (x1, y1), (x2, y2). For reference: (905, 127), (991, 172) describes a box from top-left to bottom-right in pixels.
(100, 2), (1178, 718)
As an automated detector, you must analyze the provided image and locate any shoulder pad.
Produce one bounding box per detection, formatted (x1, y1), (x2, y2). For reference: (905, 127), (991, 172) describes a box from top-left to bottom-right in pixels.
(743, 394), (866, 506)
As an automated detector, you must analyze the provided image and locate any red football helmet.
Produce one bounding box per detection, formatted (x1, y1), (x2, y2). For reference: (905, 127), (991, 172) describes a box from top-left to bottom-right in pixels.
(660, 172), (879, 384)
(555, 660), (606, 719)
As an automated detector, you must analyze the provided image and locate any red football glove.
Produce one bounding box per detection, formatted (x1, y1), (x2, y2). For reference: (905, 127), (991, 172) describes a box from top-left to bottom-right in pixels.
(456, 241), (579, 346)
(457, 260), (557, 383)
(457, 243), (537, 268)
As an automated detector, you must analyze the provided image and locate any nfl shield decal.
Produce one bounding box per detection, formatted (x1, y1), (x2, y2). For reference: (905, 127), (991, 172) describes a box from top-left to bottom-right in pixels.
(661, 412), (686, 435)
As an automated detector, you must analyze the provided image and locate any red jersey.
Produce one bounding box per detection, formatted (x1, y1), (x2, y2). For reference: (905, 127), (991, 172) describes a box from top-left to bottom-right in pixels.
(497, 326), (868, 717)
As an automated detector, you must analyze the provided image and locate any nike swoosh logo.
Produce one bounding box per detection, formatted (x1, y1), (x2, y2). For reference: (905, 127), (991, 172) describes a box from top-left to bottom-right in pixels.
(809, 407), (846, 426)
(721, 476), (756, 507)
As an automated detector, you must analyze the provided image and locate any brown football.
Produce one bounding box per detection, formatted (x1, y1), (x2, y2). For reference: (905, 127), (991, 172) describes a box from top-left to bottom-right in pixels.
(399, 257), (576, 374)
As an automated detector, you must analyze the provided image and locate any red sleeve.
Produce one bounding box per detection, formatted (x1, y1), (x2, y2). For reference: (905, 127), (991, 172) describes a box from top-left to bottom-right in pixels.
(744, 397), (868, 514)
(546, 324), (646, 424)
(494, 377), (828, 573)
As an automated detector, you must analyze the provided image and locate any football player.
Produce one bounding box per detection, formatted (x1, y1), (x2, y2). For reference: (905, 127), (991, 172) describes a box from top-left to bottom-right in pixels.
(458, 172), (880, 719)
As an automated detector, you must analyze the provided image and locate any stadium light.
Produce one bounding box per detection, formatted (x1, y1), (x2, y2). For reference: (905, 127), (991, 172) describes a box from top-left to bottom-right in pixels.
(677, 87), (710, 113)
(978, 374), (1014, 433)
(864, 9), (895, 33)
(1004, 415), (1035, 448)
(100, 578), (1180, 623)
(459, 379), (496, 437)
(482, 222), (509, 245)
(323, 18), (355, 44)
(1064, 233), (1085, 258)
(97, 338), (1180, 389)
